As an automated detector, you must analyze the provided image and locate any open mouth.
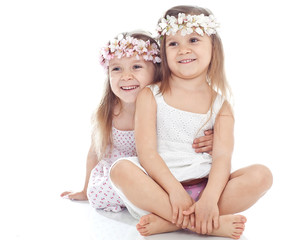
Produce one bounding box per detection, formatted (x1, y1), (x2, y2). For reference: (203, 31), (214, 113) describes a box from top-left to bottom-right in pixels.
(178, 59), (196, 64)
(120, 85), (139, 91)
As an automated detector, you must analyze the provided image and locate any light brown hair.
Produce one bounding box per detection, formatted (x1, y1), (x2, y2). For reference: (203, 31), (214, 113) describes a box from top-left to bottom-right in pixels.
(92, 31), (161, 159)
(158, 5), (231, 102)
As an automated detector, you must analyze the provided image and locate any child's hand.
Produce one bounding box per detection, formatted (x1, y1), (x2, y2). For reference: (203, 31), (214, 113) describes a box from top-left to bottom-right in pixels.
(192, 129), (213, 154)
(169, 188), (194, 228)
(60, 190), (88, 201)
(183, 197), (219, 234)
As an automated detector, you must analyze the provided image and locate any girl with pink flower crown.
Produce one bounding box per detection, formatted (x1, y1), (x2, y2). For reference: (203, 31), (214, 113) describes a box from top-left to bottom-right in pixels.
(60, 31), (214, 212)
(110, 5), (273, 239)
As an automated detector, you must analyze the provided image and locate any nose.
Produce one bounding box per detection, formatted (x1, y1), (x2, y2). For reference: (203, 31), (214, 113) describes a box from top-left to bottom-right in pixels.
(178, 44), (191, 55)
(121, 70), (133, 81)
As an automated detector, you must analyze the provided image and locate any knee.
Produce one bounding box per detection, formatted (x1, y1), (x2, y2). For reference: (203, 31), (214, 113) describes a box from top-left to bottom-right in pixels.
(110, 160), (134, 185)
(250, 164), (273, 191)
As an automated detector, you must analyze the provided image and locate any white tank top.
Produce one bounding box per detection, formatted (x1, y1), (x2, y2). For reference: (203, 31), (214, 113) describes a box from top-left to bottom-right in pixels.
(149, 84), (224, 181)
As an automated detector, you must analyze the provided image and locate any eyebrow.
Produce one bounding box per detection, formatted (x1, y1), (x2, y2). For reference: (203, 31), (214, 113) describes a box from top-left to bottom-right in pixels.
(109, 63), (120, 67)
(109, 59), (146, 68)
(130, 59), (147, 65)
(166, 37), (176, 44)
(166, 35), (175, 40)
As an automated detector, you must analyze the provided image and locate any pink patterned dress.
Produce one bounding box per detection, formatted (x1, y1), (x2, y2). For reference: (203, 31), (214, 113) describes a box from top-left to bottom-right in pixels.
(87, 127), (136, 212)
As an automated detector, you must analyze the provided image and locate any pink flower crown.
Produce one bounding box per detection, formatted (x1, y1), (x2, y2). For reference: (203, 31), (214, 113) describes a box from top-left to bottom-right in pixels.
(99, 34), (161, 68)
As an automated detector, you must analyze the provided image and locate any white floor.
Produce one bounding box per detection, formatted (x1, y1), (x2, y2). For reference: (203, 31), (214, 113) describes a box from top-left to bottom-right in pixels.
(4, 196), (247, 240)
(2, 157), (298, 240)
(2, 179), (299, 240)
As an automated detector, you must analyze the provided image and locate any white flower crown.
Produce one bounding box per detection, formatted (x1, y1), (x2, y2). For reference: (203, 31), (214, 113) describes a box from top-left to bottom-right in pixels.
(157, 13), (219, 37)
(99, 34), (161, 68)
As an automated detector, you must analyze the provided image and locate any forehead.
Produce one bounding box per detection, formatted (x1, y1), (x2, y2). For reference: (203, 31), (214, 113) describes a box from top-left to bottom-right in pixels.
(109, 56), (147, 66)
(166, 32), (210, 41)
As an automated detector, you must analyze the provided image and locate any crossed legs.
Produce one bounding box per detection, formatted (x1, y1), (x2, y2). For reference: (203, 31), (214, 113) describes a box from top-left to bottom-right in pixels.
(110, 161), (272, 238)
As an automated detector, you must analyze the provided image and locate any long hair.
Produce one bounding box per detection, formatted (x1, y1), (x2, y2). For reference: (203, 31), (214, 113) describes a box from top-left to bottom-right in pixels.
(158, 5), (231, 102)
(92, 31), (161, 159)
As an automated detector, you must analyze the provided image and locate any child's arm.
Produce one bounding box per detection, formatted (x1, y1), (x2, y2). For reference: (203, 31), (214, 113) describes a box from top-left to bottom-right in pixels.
(184, 101), (234, 233)
(60, 143), (98, 200)
(135, 87), (194, 227)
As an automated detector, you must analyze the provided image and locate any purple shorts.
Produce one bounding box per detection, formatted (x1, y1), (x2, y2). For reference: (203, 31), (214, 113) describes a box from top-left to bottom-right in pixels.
(183, 179), (208, 201)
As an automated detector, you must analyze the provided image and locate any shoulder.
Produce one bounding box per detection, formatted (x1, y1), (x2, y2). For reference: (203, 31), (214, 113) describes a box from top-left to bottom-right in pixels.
(210, 90), (233, 117)
(145, 83), (160, 94)
(217, 99), (234, 121)
(136, 85), (157, 107)
(138, 85), (154, 98)
(138, 84), (159, 101)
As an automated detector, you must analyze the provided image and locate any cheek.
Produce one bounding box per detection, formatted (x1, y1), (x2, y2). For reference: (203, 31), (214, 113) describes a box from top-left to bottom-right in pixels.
(166, 57), (175, 70)
(166, 51), (172, 62)
(205, 52), (213, 67)
(109, 78), (119, 92)
(147, 71), (155, 84)
(199, 50), (212, 65)
(140, 75), (154, 87)
(143, 65), (156, 85)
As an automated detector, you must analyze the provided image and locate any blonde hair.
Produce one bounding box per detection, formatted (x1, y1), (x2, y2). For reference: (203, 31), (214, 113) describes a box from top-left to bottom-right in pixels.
(92, 31), (161, 159)
(158, 5), (231, 102)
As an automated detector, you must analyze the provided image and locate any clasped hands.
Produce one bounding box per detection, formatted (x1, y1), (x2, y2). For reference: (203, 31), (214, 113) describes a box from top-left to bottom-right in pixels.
(169, 189), (219, 235)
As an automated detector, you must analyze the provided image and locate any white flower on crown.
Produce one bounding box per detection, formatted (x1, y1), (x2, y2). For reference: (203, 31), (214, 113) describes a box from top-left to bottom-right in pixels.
(157, 13), (219, 37)
(134, 40), (149, 54)
(99, 34), (161, 68)
(108, 39), (119, 53)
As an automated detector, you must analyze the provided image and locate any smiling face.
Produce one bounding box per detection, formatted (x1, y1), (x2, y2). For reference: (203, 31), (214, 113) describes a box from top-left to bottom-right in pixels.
(165, 31), (212, 80)
(108, 56), (155, 104)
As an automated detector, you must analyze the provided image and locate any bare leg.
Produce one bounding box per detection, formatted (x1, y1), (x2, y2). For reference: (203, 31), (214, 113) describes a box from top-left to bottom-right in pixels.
(137, 164), (272, 237)
(218, 164), (273, 215)
(110, 160), (175, 221)
(110, 160), (246, 238)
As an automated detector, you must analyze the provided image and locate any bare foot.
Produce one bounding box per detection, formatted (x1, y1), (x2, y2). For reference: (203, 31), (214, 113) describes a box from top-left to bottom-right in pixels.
(210, 215), (246, 239)
(136, 213), (180, 236)
(136, 213), (246, 239)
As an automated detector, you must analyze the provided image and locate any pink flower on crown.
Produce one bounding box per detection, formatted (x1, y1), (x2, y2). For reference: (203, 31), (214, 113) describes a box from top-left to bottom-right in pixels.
(125, 49), (134, 57)
(99, 34), (161, 68)
(135, 40), (148, 55)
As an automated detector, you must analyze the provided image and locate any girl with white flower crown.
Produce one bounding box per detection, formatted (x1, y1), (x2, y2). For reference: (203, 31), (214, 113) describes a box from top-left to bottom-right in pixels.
(110, 5), (273, 239)
(60, 30), (214, 212)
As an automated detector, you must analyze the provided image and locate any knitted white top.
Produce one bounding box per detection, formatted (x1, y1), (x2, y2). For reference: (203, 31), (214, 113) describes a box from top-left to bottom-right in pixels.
(150, 84), (224, 181)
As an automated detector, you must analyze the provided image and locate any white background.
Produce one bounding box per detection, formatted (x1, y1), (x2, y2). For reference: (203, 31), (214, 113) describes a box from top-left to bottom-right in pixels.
(1, 0), (299, 239)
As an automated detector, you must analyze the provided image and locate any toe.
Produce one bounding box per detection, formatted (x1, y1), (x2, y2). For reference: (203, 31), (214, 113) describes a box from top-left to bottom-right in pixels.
(234, 223), (245, 229)
(233, 215), (247, 223)
(140, 228), (149, 236)
(232, 234), (241, 239)
(234, 229), (244, 235)
(136, 224), (142, 230)
(140, 215), (150, 226)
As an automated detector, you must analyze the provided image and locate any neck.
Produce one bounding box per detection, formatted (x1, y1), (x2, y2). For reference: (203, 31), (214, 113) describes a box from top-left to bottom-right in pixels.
(169, 74), (209, 92)
(121, 101), (136, 114)
(113, 101), (136, 131)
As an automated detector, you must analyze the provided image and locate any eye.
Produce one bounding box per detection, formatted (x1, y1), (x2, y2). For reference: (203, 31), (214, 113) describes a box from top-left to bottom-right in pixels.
(111, 67), (121, 71)
(133, 64), (142, 69)
(190, 37), (200, 43)
(168, 41), (178, 47)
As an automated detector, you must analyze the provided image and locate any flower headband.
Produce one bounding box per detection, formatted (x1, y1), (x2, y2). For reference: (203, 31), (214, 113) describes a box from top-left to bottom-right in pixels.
(157, 13), (219, 37)
(99, 34), (161, 68)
